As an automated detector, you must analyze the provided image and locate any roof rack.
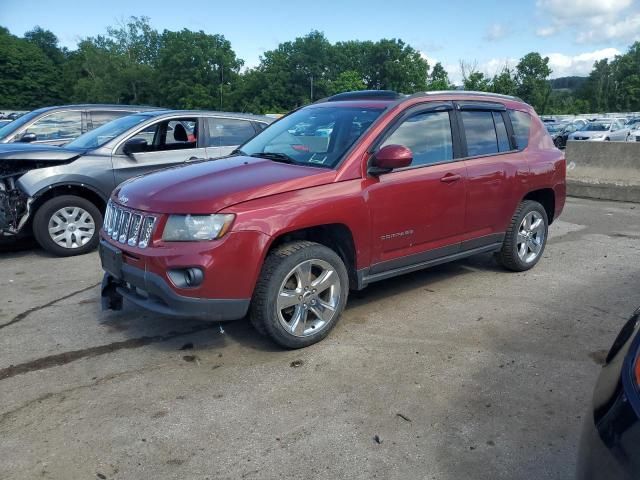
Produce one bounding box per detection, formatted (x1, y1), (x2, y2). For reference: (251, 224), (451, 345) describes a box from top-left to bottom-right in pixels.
(409, 90), (524, 102)
(325, 90), (404, 102)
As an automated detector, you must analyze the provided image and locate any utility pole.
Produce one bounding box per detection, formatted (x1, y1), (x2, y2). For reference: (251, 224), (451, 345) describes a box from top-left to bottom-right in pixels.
(220, 66), (224, 110)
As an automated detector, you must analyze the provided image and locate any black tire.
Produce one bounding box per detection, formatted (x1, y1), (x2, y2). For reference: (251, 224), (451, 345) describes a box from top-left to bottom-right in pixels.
(250, 241), (349, 349)
(496, 200), (548, 272)
(33, 195), (102, 257)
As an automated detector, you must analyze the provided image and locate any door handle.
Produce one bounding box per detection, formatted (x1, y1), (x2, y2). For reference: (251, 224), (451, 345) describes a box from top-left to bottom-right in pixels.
(440, 173), (461, 183)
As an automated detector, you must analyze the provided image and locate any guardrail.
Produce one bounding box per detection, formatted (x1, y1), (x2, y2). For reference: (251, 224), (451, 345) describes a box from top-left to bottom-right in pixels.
(565, 140), (640, 203)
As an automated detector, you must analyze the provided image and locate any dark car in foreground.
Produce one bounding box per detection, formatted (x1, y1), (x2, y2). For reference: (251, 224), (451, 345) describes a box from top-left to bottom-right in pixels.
(0, 104), (161, 146)
(577, 307), (640, 480)
(100, 90), (565, 348)
(0, 110), (272, 256)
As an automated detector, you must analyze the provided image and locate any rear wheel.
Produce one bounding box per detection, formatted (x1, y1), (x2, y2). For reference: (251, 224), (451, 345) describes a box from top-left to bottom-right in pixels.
(496, 200), (548, 272)
(250, 241), (349, 349)
(33, 195), (102, 257)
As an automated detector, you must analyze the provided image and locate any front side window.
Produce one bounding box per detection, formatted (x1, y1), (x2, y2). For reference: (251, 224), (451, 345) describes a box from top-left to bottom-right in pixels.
(508, 110), (531, 150)
(123, 118), (198, 153)
(462, 111), (499, 157)
(239, 106), (384, 168)
(24, 110), (82, 142)
(207, 118), (256, 147)
(381, 111), (453, 166)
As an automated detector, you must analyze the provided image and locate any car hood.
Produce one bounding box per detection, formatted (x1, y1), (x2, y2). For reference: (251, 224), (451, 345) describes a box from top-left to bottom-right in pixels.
(0, 143), (86, 162)
(115, 155), (337, 214)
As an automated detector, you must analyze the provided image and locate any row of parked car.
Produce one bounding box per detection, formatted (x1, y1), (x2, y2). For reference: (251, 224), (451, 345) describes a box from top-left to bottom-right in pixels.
(544, 116), (640, 148)
(0, 93), (637, 478)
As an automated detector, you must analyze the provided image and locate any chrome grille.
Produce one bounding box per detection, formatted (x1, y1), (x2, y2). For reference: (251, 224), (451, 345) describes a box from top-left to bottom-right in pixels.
(103, 200), (157, 249)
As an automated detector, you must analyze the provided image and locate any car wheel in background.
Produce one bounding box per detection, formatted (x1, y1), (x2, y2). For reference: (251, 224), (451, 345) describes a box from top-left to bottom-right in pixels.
(33, 195), (102, 257)
(496, 200), (549, 272)
(250, 241), (349, 349)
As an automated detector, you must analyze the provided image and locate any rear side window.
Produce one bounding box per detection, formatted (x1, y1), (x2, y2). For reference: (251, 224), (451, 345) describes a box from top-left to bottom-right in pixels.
(25, 110), (82, 141)
(207, 118), (256, 147)
(91, 111), (133, 129)
(461, 111), (499, 157)
(493, 112), (511, 152)
(508, 110), (531, 150)
(381, 111), (453, 167)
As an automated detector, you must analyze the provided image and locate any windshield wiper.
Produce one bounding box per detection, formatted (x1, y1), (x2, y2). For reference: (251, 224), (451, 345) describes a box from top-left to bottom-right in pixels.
(249, 152), (299, 164)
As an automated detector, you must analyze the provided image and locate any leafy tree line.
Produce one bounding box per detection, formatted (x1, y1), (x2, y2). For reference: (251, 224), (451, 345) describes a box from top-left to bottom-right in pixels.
(1, 17), (639, 115)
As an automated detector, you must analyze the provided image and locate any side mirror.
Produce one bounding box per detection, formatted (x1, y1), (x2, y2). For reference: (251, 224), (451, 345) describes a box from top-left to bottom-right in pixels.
(122, 138), (148, 156)
(369, 145), (412, 175)
(19, 132), (37, 143)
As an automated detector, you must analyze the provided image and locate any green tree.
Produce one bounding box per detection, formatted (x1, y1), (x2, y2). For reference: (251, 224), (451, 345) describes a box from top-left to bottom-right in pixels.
(490, 67), (518, 96)
(0, 27), (62, 108)
(328, 70), (366, 95)
(24, 26), (65, 65)
(515, 52), (552, 113)
(156, 29), (242, 109)
(427, 62), (452, 90)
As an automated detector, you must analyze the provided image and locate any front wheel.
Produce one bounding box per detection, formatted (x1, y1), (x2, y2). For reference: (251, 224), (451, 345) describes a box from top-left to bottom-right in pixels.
(496, 200), (548, 272)
(250, 241), (349, 349)
(33, 195), (102, 257)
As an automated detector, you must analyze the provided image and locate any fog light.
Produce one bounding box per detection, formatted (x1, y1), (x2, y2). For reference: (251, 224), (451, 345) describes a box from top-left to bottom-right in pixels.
(168, 268), (204, 288)
(184, 268), (204, 287)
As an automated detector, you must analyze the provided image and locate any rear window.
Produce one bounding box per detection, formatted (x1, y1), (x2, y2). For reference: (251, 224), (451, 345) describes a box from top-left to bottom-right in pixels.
(508, 110), (531, 150)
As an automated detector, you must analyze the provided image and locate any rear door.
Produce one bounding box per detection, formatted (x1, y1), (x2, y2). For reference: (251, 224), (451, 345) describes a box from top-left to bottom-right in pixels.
(365, 102), (468, 273)
(111, 116), (207, 186)
(204, 117), (260, 158)
(458, 104), (528, 247)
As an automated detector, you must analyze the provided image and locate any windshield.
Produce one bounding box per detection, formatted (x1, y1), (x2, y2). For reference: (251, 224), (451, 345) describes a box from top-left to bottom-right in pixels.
(628, 119), (640, 128)
(585, 122), (610, 131)
(65, 114), (152, 149)
(0, 110), (42, 139)
(239, 105), (384, 168)
(545, 124), (562, 133)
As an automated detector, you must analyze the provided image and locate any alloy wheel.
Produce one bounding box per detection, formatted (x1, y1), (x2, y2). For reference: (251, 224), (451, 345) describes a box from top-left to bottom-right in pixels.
(516, 211), (545, 264)
(276, 259), (341, 337)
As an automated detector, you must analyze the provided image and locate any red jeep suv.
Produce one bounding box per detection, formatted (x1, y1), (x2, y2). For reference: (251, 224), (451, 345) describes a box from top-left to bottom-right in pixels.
(100, 90), (565, 348)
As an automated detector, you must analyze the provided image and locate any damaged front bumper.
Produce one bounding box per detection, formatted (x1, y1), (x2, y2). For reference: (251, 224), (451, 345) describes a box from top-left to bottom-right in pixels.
(0, 170), (32, 237)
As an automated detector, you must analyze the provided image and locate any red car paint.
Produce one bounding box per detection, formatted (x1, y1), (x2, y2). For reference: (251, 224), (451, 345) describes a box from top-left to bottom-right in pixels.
(102, 92), (565, 306)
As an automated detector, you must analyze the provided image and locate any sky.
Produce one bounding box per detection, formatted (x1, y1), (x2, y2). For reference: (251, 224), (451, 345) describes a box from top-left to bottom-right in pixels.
(1, 0), (639, 84)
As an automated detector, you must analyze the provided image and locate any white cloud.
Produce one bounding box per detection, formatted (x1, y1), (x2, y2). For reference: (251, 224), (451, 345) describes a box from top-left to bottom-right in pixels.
(484, 23), (511, 41)
(535, 0), (640, 43)
(544, 47), (621, 77)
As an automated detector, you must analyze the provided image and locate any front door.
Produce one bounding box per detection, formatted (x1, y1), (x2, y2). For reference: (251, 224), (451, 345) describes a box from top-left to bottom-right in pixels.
(365, 104), (467, 274)
(111, 117), (207, 186)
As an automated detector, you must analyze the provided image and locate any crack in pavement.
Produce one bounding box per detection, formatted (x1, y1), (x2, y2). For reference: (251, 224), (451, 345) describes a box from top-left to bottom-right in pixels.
(0, 323), (218, 381)
(0, 365), (164, 426)
(0, 282), (101, 330)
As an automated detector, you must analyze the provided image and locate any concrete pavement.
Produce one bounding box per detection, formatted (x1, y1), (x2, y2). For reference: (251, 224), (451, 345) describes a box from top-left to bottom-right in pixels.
(1, 197), (639, 480)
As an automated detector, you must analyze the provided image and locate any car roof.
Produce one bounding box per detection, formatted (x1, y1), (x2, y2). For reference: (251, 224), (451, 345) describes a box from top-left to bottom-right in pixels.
(29, 104), (164, 114)
(138, 110), (274, 122)
(317, 90), (530, 111)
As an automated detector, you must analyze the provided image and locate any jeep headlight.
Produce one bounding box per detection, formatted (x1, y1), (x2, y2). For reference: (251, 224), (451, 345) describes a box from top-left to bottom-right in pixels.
(162, 214), (235, 241)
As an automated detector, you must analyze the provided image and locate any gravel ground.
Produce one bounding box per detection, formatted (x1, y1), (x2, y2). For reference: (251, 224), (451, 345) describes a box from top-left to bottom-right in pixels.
(1, 197), (639, 480)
